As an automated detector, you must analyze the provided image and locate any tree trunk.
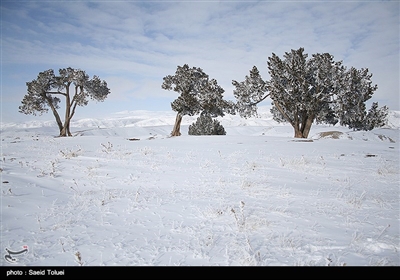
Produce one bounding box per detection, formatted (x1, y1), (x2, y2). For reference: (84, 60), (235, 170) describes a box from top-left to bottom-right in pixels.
(67, 122), (72, 136)
(52, 110), (64, 136)
(59, 126), (67, 137)
(60, 118), (72, 137)
(60, 86), (72, 137)
(291, 113), (315, 138)
(171, 113), (183, 136)
(294, 128), (305, 138)
(44, 94), (64, 135)
(65, 99), (78, 137)
(274, 101), (305, 138)
(59, 122), (71, 137)
(301, 115), (315, 139)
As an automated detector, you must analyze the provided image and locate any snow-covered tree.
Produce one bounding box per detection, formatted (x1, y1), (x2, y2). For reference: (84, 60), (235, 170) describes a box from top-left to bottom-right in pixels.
(233, 47), (388, 138)
(188, 113), (226, 135)
(360, 102), (389, 131)
(162, 64), (233, 136)
(232, 66), (268, 118)
(19, 68), (110, 137)
(334, 67), (388, 130)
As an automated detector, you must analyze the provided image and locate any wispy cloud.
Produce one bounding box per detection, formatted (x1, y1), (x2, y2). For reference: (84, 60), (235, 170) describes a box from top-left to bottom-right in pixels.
(1, 0), (398, 122)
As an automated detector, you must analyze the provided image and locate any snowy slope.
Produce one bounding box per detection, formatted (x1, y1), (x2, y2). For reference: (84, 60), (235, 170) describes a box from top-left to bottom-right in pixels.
(1, 109), (399, 266)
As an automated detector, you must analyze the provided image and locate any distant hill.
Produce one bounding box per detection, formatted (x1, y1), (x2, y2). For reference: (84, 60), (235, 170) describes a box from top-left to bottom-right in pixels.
(1, 106), (399, 130)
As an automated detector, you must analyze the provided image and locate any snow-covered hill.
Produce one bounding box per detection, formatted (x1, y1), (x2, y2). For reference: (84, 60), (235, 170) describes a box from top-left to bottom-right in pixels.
(2, 107), (399, 136)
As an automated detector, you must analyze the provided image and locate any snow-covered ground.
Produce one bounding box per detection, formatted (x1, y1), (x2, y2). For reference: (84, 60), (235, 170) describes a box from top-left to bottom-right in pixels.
(1, 108), (399, 266)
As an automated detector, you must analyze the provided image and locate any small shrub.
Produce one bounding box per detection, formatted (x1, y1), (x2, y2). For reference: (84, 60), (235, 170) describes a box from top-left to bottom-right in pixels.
(188, 113), (226, 135)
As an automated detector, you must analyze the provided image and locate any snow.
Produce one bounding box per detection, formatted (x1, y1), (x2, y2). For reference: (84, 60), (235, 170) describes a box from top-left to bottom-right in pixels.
(1, 108), (399, 267)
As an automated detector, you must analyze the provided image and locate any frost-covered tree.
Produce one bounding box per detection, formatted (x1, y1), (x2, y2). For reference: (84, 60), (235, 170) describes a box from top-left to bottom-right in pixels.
(233, 47), (388, 138)
(232, 66), (268, 118)
(19, 68), (110, 137)
(188, 113), (226, 135)
(360, 102), (389, 131)
(162, 64), (233, 136)
(334, 67), (388, 130)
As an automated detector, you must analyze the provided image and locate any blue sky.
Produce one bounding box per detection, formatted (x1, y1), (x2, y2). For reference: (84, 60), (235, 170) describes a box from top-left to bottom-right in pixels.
(1, 0), (399, 122)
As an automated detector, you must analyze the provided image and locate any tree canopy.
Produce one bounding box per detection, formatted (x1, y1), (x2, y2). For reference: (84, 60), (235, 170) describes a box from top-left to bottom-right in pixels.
(19, 67), (110, 137)
(233, 47), (388, 138)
